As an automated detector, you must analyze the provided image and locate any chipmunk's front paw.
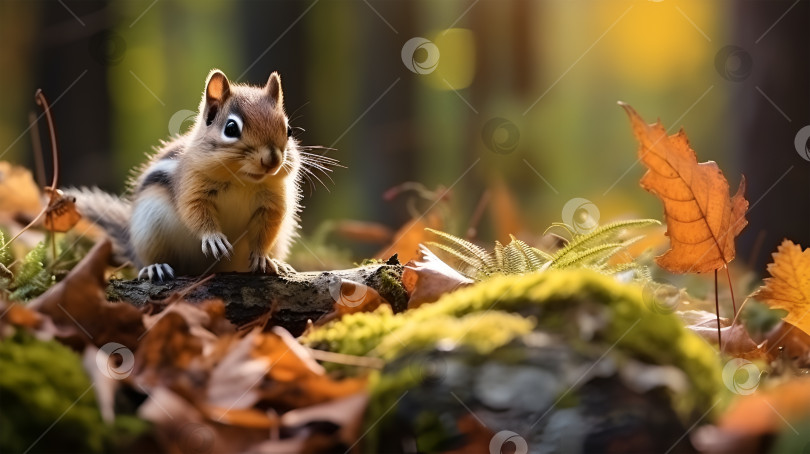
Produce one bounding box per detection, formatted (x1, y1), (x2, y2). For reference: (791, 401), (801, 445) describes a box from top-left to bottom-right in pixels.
(201, 232), (233, 260)
(250, 253), (295, 275)
(138, 263), (175, 282)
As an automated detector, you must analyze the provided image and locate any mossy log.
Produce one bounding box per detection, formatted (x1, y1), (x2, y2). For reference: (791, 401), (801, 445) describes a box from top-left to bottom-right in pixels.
(106, 259), (405, 336)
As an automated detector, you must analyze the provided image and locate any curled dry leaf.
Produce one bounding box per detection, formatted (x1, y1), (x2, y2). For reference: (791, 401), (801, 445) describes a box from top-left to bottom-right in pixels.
(403, 245), (474, 308)
(28, 239), (145, 349)
(136, 310), (205, 387)
(331, 279), (387, 316)
(751, 240), (810, 336)
(621, 103), (748, 274)
(764, 321), (810, 368)
(678, 310), (766, 359)
(42, 187), (81, 232)
(250, 327), (367, 410)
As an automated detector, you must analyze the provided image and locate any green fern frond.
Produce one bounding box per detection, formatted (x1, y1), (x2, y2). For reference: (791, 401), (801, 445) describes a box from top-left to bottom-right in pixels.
(551, 242), (627, 269)
(543, 222), (575, 238)
(552, 219), (659, 265)
(493, 241), (505, 272)
(530, 246), (555, 262)
(424, 219), (656, 281)
(425, 242), (487, 276)
(0, 231), (14, 267)
(9, 241), (53, 301)
(426, 229), (491, 263)
(502, 242), (529, 274)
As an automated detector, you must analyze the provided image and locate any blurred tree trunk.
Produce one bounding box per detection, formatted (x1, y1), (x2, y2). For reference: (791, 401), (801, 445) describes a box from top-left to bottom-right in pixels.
(37, 1), (113, 189)
(734, 1), (810, 272)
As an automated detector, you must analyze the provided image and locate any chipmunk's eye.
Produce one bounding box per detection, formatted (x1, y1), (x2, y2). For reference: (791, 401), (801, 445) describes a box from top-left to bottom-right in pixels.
(224, 120), (240, 138)
(221, 114), (243, 142)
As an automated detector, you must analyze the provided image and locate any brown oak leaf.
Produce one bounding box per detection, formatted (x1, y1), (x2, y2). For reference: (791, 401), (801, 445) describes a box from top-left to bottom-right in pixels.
(620, 102), (748, 274)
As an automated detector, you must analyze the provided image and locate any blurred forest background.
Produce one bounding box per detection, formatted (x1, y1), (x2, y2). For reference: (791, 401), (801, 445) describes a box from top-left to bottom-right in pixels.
(0, 0), (807, 273)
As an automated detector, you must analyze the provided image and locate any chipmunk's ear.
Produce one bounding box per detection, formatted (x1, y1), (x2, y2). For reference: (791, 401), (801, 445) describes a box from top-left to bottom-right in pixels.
(203, 69), (230, 126)
(265, 72), (283, 107)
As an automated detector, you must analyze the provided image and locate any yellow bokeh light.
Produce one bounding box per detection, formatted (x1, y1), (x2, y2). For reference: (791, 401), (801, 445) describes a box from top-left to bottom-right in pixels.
(425, 28), (476, 91)
(599, 0), (714, 86)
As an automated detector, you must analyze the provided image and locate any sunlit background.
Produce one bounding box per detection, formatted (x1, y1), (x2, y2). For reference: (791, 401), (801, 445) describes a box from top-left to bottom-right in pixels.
(1, 0), (807, 274)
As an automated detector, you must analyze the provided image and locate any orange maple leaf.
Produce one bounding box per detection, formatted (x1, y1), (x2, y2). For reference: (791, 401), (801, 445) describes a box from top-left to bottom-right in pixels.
(620, 102), (748, 274)
(752, 240), (810, 335)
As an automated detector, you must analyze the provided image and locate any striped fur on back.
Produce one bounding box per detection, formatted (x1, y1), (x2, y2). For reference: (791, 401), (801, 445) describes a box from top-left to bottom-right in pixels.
(64, 187), (134, 263)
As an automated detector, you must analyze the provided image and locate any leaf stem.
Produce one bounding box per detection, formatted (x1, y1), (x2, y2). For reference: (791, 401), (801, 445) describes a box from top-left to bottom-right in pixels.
(715, 269), (722, 350)
(34, 89), (59, 189)
(725, 265), (737, 316)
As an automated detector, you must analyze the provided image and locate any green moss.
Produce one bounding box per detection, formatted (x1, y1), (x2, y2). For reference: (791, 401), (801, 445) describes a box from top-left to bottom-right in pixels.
(305, 269), (725, 422)
(378, 266), (409, 312)
(0, 332), (148, 453)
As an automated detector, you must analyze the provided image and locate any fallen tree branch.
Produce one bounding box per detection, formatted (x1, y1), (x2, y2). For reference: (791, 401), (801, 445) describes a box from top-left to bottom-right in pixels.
(106, 258), (406, 336)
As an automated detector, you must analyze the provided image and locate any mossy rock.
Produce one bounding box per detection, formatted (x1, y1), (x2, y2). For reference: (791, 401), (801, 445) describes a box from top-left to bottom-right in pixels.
(304, 269), (726, 452)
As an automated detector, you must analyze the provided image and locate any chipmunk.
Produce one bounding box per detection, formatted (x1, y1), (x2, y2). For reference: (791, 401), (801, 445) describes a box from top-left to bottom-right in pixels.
(69, 69), (337, 281)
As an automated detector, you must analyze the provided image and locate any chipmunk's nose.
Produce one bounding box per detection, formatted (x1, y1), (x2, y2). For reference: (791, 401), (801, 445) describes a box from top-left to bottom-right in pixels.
(260, 147), (282, 174)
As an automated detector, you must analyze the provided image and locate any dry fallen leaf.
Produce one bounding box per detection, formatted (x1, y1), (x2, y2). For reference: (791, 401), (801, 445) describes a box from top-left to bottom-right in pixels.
(0, 161), (41, 218)
(331, 279), (387, 316)
(403, 245), (474, 308)
(751, 240), (810, 336)
(678, 310), (766, 359)
(765, 321), (810, 366)
(251, 328), (367, 410)
(718, 377), (810, 436)
(42, 187), (81, 232)
(0, 301), (42, 329)
(621, 103), (748, 274)
(28, 239), (145, 349)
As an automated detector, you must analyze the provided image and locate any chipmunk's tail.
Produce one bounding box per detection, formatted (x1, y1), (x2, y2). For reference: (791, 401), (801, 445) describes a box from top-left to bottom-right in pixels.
(64, 187), (134, 263)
